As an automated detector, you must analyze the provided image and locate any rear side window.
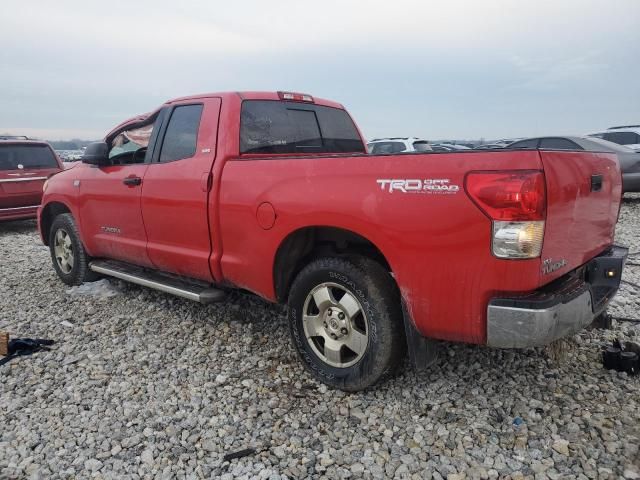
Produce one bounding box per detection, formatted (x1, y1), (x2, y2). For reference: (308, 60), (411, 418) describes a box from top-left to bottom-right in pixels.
(240, 101), (365, 154)
(368, 142), (406, 154)
(159, 104), (203, 162)
(539, 138), (582, 150)
(412, 141), (432, 152)
(0, 144), (58, 170)
(603, 131), (640, 146)
(508, 139), (538, 149)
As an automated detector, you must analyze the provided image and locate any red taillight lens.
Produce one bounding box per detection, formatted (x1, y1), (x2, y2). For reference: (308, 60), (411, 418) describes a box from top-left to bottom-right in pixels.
(465, 171), (546, 221)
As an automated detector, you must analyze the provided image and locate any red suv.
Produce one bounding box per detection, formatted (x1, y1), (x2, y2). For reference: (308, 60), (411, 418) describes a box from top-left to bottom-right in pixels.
(0, 136), (63, 222)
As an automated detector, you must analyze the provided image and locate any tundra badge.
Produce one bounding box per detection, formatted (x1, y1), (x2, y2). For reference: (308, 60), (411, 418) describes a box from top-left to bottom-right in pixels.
(542, 258), (567, 275)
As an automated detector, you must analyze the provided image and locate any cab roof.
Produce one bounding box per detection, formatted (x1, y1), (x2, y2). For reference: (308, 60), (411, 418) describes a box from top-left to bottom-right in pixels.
(106, 91), (345, 139)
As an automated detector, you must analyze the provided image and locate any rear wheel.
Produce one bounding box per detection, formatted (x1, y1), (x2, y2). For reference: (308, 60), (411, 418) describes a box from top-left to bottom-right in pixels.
(288, 256), (406, 391)
(49, 213), (98, 286)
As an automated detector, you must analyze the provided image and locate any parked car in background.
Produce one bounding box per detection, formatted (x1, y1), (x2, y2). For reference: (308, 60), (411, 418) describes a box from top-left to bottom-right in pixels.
(367, 137), (432, 154)
(0, 136), (63, 221)
(588, 125), (640, 152)
(505, 135), (640, 192)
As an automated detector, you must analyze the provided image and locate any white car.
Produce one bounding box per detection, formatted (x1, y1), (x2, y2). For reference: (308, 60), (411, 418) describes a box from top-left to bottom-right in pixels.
(588, 125), (640, 152)
(367, 137), (432, 154)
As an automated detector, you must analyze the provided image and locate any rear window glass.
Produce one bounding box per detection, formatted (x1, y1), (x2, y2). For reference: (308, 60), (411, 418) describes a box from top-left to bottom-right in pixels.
(539, 138), (582, 150)
(0, 144), (58, 171)
(240, 101), (365, 154)
(368, 142), (406, 154)
(508, 139), (538, 149)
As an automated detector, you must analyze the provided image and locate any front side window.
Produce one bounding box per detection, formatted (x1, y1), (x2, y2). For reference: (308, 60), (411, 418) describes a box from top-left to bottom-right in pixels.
(159, 105), (203, 162)
(0, 144), (58, 170)
(240, 101), (364, 154)
(109, 124), (154, 161)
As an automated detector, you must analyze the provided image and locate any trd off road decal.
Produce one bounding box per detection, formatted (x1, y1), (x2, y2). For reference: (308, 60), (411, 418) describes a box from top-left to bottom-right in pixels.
(376, 178), (460, 194)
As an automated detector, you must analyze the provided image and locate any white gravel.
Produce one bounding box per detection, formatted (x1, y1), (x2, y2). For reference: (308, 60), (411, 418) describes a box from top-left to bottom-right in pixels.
(1, 196), (639, 479)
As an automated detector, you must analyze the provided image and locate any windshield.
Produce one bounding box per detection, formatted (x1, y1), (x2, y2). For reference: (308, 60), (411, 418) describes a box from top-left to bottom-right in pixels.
(581, 136), (635, 153)
(0, 144), (58, 171)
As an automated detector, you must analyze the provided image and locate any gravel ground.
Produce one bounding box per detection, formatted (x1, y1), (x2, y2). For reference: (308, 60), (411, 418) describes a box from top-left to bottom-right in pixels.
(1, 196), (639, 480)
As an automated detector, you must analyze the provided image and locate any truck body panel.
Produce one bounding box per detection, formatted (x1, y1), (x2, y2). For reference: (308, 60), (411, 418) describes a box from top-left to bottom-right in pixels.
(218, 150), (551, 344)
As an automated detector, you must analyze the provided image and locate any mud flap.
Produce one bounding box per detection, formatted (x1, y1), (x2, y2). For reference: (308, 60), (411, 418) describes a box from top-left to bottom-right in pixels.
(401, 301), (438, 371)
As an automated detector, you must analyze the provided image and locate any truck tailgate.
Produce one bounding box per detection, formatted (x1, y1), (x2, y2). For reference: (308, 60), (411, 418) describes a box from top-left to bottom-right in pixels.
(538, 150), (622, 284)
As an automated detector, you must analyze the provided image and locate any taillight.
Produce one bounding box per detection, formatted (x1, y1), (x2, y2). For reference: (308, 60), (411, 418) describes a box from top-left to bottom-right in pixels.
(466, 171), (546, 259)
(465, 171), (545, 221)
(277, 91), (314, 103)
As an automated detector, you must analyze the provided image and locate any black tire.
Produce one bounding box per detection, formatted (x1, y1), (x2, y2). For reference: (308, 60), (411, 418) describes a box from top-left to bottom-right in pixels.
(49, 213), (98, 286)
(288, 256), (406, 391)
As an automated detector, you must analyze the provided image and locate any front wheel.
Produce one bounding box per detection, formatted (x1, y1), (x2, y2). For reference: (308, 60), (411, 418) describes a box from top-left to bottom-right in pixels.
(288, 256), (406, 391)
(49, 213), (98, 286)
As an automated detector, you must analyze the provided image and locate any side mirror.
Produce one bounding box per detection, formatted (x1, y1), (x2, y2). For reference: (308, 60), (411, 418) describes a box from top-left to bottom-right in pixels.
(82, 142), (110, 166)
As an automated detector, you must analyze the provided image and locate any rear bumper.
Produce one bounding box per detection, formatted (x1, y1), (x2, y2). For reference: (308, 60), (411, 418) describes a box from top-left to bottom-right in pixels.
(622, 172), (640, 193)
(486, 245), (628, 348)
(0, 204), (39, 222)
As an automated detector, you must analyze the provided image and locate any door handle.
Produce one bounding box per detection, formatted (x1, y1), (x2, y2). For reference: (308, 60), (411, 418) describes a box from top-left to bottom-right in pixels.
(123, 176), (142, 186)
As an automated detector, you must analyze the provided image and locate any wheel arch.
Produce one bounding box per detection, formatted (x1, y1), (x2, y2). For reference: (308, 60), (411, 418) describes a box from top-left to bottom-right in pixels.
(39, 201), (72, 246)
(272, 225), (393, 303)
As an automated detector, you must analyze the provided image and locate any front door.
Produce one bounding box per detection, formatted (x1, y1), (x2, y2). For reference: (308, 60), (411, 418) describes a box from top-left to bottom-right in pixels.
(141, 98), (221, 281)
(78, 119), (160, 267)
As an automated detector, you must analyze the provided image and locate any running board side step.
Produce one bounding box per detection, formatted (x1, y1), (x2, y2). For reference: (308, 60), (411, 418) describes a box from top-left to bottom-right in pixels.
(89, 260), (226, 304)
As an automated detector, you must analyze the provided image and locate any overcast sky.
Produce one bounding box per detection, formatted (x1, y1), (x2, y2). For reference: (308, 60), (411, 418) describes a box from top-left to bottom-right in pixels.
(1, 0), (639, 141)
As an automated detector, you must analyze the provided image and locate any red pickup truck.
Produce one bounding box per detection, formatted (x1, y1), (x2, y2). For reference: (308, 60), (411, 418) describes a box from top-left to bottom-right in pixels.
(38, 91), (627, 391)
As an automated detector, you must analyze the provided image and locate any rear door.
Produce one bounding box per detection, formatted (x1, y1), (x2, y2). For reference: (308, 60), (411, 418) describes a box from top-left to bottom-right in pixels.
(140, 98), (221, 281)
(538, 149), (622, 283)
(0, 143), (60, 209)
